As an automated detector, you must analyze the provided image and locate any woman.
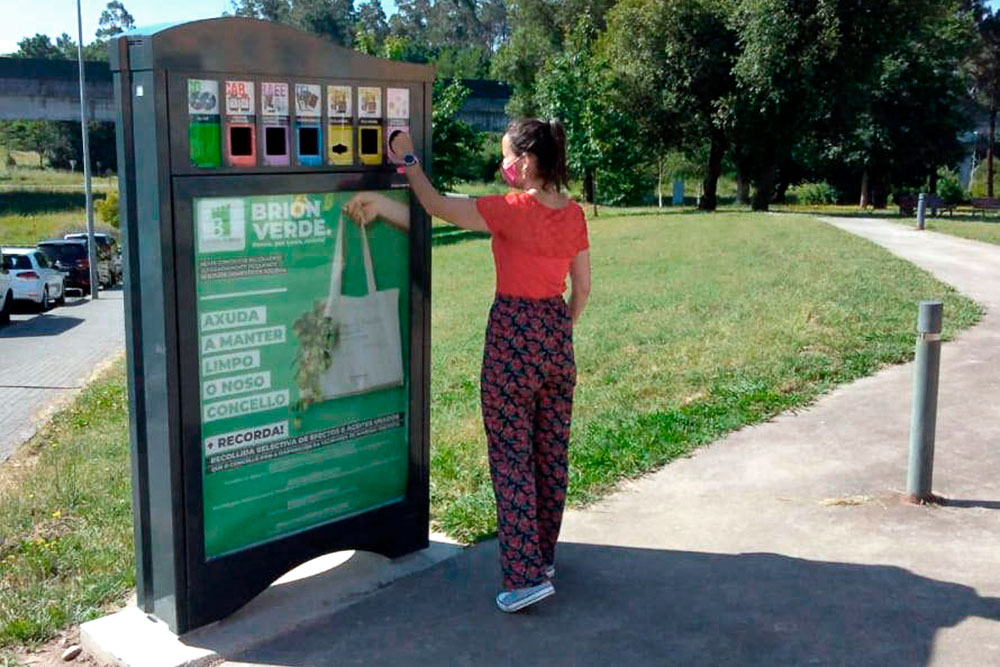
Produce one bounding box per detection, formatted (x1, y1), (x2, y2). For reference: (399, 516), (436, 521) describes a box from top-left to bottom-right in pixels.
(344, 118), (591, 612)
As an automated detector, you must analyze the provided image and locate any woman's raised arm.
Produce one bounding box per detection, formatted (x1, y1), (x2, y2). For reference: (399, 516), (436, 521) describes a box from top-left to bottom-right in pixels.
(392, 131), (489, 233)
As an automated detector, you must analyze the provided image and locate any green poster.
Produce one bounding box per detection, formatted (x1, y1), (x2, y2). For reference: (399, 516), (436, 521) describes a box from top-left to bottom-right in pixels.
(193, 190), (410, 559)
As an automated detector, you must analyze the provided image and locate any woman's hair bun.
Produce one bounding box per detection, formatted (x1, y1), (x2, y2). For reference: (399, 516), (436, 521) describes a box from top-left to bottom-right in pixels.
(506, 117), (569, 192)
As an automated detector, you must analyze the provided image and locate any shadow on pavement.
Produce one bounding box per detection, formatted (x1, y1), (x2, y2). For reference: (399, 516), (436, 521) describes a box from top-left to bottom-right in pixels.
(224, 542), (1000, 667)
(0, 314), (84, 337)
(54, 299), (92, 309)
(937, 498), (1000, 510)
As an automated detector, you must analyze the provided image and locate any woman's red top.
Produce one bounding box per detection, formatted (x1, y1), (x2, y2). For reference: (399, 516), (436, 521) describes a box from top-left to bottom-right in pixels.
(475, 191), (589, 298)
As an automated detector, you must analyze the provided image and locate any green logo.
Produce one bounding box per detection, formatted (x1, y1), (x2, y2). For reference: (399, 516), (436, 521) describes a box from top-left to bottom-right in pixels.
(197, 199), (246, 253)
(210, 205), (232, 238)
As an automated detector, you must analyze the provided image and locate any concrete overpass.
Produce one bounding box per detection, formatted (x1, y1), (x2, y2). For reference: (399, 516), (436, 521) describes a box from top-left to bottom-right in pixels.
(0, 56), (509, 131)
(0, 57), (115, 122)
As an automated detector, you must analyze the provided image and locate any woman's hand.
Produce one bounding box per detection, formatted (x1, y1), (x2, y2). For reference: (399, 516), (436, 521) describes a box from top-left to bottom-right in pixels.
(344, 192), (411, 232)
(389, 130), (415, 156)
(344, 192), (382, 227)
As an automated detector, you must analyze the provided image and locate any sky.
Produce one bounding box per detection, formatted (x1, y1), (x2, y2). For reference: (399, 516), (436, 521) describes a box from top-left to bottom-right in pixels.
(1, 0), (399, 55)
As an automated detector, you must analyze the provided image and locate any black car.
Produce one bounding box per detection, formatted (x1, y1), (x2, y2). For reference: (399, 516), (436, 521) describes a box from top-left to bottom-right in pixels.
(37, 239), (92, 295)
(64, 233), (119, 286)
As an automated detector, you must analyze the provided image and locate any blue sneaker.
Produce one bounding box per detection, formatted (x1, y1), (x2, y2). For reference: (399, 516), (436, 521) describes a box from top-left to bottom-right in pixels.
(496, 581), (555, 612)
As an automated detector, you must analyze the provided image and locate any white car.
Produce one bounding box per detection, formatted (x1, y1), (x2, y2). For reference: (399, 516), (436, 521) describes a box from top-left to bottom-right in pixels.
(0, 249), (13, 324)
(0, 247), (66, 311)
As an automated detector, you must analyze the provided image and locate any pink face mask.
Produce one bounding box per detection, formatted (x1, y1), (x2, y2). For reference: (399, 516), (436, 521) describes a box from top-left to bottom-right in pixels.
(501, 156), (521, 187)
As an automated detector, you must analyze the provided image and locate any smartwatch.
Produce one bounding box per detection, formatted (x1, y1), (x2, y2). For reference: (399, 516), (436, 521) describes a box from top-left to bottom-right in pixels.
(396, 152), (419, 173)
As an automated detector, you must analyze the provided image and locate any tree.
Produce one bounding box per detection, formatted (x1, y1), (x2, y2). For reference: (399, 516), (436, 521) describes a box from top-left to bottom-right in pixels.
(96, 1), (136, 40)
(477, 0), (509, 52)
(379, 1), (504, 76)
(968, 9), (1000, 197)
(603, 0), (737, 210)
(230, 0), (356, 46)
(16, 34), (62, 59)
(380, 33), (434, 62)
(54, 33), (79, 59)
(290, 0), (356, 45)
(429, 78), (483, 190)
(230, 0), (290, 21)
(48, 121), (118, 172)
(355, 0), (389, 53)
(813, 0), (977, 206)
(434, 46), (490, 78)
(389, 0), (433, 40)
(726, 0), (841, 211)
(535, 13), (649, 207)
(0, 121), (61, 167)
(491, 0), (615, 116)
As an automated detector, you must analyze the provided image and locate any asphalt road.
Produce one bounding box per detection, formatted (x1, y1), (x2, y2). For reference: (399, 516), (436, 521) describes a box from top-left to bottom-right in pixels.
(0, 287), (125, 461)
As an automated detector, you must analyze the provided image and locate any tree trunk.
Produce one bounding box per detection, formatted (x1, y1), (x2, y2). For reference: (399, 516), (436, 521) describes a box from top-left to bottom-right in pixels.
(699, 133), (726, 211)
(989, 104), (996, 199)
(657, 156), (663, 208)
(736, 169), (750, 205)
(751, 164), (778, 211)
(859, 168), (870, 209)
(593, 173), (599, 218)
(584, 168), (595, 204)
(871, 170), (888, 209)
(928, 169), (939, 196)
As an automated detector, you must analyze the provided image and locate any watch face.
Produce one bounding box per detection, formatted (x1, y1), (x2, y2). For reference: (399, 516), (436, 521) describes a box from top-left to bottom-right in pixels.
(404, 154), (417, 165)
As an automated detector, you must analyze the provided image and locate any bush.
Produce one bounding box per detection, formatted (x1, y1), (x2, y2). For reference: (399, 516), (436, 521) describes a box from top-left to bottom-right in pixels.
(95, 191), (120, 228)
(937, 168), (965, 207)
(789, 181), (839, 206)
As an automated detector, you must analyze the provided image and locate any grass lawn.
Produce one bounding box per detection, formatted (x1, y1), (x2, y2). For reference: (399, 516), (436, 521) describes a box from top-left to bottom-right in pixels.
(0, 164), (117, 191)
(769, 203), (1000, 247)
(429, 211), (980, 539)
(904, 217), (1000, 246)
(0, 210), (982, 655)
(0, 362), (132, 656)
(0, 193), (116, 246)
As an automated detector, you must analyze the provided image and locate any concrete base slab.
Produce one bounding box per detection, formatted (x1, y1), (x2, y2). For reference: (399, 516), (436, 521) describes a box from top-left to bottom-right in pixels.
(80, 538), (461, 667)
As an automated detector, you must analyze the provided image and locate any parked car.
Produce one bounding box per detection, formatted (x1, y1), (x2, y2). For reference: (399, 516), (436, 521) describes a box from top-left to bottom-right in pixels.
(0, 249), (13, 325)
(0, 247), (66, 311)
(63, 232), (119, 286)
(37, 239), (94, 296)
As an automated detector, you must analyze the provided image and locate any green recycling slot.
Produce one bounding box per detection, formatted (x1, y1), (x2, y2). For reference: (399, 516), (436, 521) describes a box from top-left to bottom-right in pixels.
(111, 17), (433, 634)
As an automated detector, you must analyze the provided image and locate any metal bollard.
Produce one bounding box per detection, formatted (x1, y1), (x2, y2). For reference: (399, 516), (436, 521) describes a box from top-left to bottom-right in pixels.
(916, 193), (927, 230)
(906, 301), (942, 504)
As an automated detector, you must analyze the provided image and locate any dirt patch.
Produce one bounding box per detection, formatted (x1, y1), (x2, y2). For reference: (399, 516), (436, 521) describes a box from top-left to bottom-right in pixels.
(13, 629), (102, 667)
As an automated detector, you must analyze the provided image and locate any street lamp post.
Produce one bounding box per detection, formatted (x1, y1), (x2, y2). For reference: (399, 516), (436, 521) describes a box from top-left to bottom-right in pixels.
(76, 0), (99, 299)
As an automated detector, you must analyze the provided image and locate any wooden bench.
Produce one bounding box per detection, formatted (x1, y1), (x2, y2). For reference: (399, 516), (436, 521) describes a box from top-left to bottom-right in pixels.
(971, 198), (1000, 217)
(896, 194), (955, 217)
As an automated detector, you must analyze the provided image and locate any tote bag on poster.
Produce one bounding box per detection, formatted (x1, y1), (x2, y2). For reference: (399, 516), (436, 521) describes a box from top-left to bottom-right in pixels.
(319, 215), (404, 399)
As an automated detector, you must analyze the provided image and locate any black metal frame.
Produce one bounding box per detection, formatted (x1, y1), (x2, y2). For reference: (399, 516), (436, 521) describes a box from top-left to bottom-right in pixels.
(111, 17), (433, 634)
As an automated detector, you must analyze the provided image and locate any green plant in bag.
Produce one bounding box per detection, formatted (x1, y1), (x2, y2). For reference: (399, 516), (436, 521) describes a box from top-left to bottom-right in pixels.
(292, 300), (339, 423)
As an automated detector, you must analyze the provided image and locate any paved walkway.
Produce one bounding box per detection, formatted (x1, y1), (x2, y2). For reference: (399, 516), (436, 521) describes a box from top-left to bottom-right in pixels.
(0, 289), (125, 461)
(219, 218), (1000, 667)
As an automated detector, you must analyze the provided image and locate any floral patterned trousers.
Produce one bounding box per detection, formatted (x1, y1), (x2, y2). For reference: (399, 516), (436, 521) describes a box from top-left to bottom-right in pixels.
(481, 293), (576, 591)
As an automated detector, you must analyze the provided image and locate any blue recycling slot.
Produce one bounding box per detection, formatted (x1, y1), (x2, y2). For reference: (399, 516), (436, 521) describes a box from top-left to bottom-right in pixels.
(296, 122), (323, 166)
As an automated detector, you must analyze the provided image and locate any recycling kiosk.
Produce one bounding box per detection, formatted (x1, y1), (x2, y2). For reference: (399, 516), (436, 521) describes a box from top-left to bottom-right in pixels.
(110, 18), (433, 634)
